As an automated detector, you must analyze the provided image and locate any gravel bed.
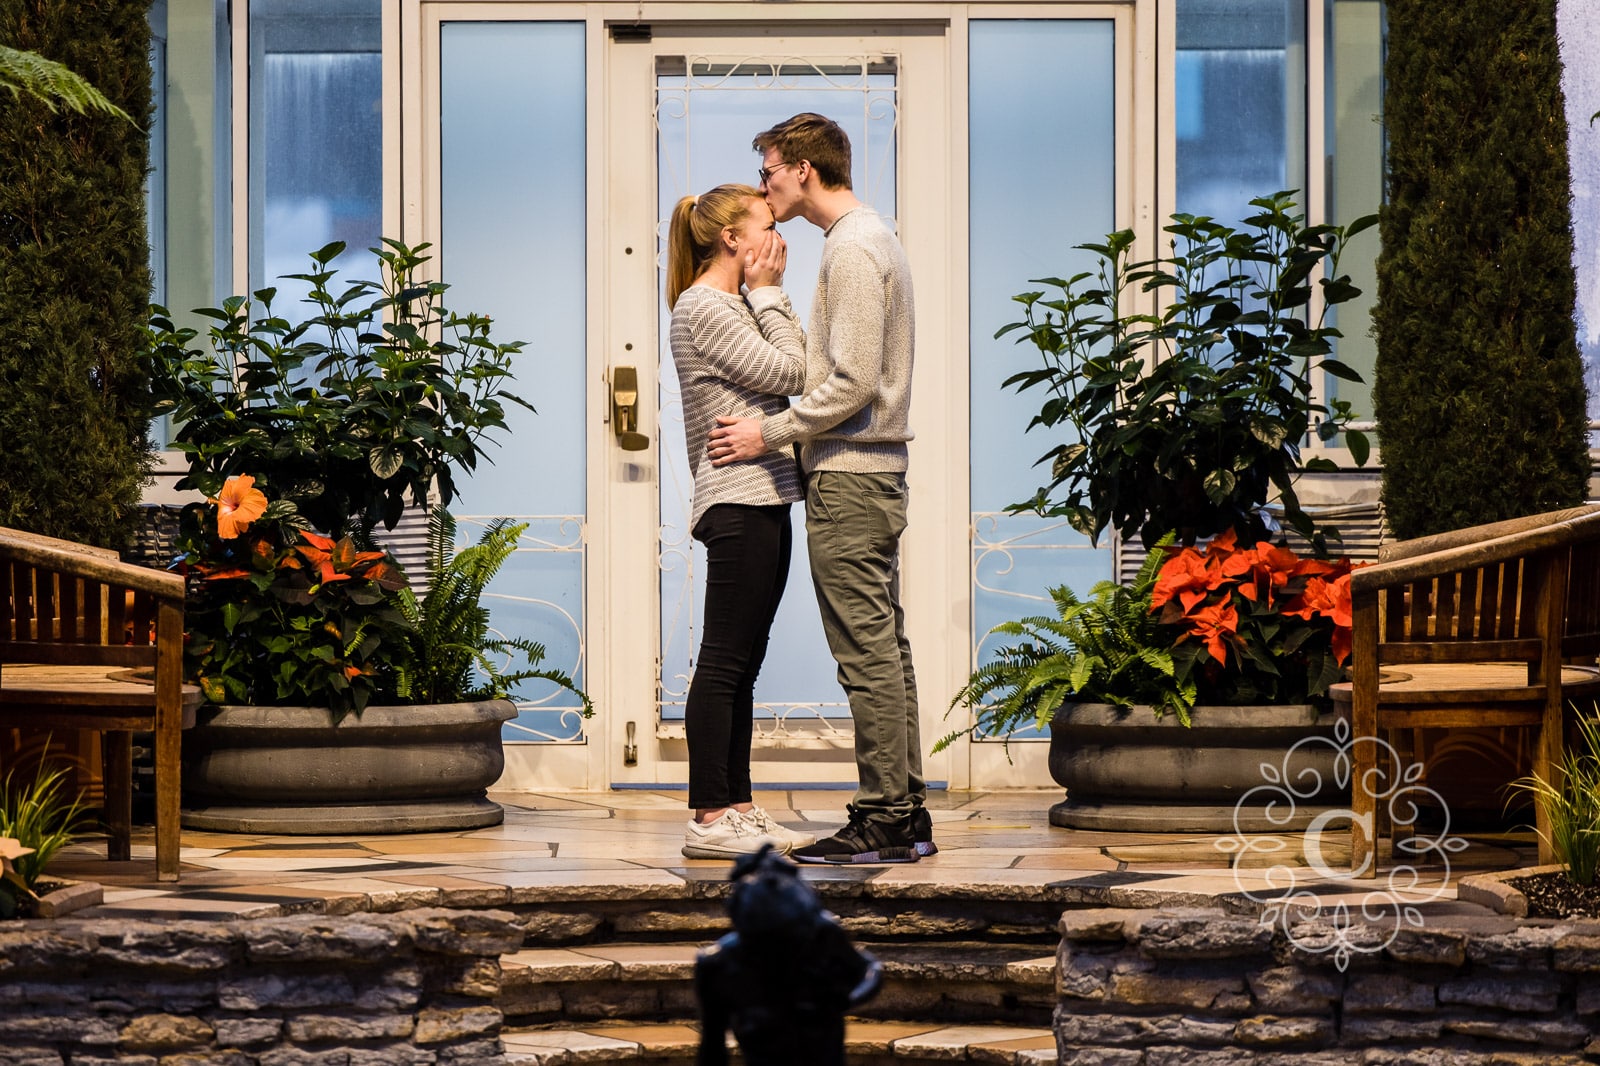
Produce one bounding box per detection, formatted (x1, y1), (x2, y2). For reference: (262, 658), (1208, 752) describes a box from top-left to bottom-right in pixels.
(1505, 869), (1600, 918)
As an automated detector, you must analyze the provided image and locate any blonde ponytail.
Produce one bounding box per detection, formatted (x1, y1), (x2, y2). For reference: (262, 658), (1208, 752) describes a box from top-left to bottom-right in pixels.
(664, 183), (763, 309)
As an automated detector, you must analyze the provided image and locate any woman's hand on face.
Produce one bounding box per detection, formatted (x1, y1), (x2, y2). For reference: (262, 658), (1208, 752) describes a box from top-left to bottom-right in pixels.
(744, 230), (786, 290)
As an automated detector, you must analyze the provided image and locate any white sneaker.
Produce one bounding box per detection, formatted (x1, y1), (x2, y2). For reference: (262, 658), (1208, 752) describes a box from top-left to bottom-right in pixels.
(681, 810), (781, 859)
(740, 805), (816, 851)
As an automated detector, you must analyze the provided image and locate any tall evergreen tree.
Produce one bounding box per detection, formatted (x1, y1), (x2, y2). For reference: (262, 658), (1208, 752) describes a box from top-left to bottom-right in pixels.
(1373, 0), (1589, 540)
(0, 0), (154, 546)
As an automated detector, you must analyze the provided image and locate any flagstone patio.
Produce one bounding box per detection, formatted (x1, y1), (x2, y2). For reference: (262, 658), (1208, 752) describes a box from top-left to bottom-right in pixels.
(43, 788), (1531, 922)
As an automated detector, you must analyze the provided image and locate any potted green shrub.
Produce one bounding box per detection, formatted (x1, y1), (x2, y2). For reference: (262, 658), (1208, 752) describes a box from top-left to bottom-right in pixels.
(146, 240), (589, 833)
(950, 530), (1357, 831)
(956, 193), (1374, 831)
(1001, 191), (1375, 553)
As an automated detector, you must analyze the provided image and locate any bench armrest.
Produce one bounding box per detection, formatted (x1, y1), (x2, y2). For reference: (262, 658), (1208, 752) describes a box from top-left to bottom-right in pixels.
(0, 529), (184, 602)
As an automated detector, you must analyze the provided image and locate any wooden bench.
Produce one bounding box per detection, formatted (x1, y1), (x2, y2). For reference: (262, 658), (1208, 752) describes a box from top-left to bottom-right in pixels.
(0, 526), (200, 881)
(1332, 505), (1600, 878)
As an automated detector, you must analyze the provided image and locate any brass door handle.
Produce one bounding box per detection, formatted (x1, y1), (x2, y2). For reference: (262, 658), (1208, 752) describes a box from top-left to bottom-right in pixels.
(610, 366), (649, 451)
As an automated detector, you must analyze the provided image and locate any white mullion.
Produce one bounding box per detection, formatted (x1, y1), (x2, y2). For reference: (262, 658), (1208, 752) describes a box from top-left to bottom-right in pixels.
(1304, 0), (1338, 459)
(231, 1), (249, 297)
(385, 1), (406, 245)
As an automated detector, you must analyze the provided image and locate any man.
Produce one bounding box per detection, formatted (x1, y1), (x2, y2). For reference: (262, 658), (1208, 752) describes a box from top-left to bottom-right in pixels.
(708, 113), (933, 864)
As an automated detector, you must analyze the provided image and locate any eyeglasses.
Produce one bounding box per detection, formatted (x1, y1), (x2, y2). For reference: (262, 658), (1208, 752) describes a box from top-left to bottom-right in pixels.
(758, 161), (794, 185)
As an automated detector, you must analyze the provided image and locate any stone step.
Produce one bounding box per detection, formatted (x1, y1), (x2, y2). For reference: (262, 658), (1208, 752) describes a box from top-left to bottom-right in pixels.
(508, 889), (1070, 950)
(501, 1019), (1056, 1065)
(499, 940), (1058, 1028)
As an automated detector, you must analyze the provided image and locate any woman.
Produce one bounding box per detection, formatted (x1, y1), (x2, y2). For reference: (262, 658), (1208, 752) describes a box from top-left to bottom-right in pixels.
(667, 183), (813, 859)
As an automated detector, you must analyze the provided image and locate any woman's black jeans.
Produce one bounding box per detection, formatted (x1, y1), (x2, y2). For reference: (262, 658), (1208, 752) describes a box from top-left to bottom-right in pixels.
(686, 503), (793, 810)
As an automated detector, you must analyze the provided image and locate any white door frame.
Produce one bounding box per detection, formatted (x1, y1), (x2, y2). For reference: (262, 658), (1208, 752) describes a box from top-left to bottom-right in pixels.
(605, 23), (953, 791)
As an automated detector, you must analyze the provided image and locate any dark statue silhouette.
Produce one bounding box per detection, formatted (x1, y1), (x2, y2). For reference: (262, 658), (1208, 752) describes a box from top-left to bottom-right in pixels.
(695, 844), (883, 1066)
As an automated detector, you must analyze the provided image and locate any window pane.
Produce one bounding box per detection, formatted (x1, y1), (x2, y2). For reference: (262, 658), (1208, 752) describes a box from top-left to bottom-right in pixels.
(147, 2), (170, 447)
(440, 22), (588, 742)
(969, 20), (1117, 739)
(150, 0), (231, 450)
(249, 0), (381, 304)
(1175, 0), (1306, 225)
(1326, 0), (1384, 420)
(1559, 0), (1600, 428)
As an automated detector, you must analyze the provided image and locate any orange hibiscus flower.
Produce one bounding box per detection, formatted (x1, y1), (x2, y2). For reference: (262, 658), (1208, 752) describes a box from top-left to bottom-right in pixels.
(210, 475), (268, 539)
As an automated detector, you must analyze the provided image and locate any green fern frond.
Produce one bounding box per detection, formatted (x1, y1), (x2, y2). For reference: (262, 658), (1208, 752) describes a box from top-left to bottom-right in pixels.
(938, 533), (1187, 752)
(391, 510), (590, 713)
(0, 45), (134, 123)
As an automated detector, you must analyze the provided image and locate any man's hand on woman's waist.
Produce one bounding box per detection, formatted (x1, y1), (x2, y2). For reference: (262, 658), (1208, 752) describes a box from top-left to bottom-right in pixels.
(709, 416), (771, 466)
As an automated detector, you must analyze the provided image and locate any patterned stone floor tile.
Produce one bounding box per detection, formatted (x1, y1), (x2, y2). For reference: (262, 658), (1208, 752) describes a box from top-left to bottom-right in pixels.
(576, 942), (703, 979)
(360, 836), (557, 856)
(39, 790), (1539, 921)
(891, 1025), (1050, 1054)
(502, 947), (620, 981)
(83, 894), (283, 919)
(845, 1019), (945, 1053)
(97, 887), (177, 903)
(585, 1023), (701, 1052)
(968, 1033), (1059, 1065)
(1012, 850), (1123, 871)
(500, 1027), (642, 1054)
(179, 856), (397, 873)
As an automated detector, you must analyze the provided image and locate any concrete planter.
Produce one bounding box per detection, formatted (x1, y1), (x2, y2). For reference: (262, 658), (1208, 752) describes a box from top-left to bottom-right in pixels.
(1047, 702), (1343, 832)
(181, 700), (517, 833)
(26, 878), (103, 919)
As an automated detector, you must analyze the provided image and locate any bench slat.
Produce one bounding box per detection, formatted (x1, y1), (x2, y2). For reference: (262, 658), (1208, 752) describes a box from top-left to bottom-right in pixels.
(1, 642), (157, 668)
(1379, 640), (1543, 664)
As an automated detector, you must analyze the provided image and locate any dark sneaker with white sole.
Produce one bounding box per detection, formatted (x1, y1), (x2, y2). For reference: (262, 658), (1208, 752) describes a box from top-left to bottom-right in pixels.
(792, 806), (920, 865)
(909, 806), (938, 857)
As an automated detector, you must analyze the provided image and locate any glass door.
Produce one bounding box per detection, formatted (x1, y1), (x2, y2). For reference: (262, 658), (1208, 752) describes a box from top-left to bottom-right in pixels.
(605, 25), (950, 789)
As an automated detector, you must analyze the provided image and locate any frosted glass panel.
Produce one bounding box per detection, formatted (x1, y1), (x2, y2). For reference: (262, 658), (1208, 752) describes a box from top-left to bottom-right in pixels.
(969, 20), (1116, 739)
(656, 59), (898, 727)
(441, 22), (587, 740)
(1175, 0), (1306, 226)
(249, 0), (381, 306)
(1326, 0), (1384, 414)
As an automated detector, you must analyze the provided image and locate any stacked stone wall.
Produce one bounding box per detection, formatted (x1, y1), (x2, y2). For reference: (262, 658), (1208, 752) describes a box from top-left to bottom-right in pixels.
(0, 908), (522, 1065)
(1059, 907), (1600, 1065)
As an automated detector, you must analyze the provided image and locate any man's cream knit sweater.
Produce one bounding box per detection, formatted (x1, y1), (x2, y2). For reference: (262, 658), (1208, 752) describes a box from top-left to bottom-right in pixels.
(759, 205), (915, 474)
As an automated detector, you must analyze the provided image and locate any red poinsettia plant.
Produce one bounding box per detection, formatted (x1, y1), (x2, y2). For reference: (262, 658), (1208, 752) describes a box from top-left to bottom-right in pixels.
(1150, 529), (1360, 706)
(174, 475), (410, 716)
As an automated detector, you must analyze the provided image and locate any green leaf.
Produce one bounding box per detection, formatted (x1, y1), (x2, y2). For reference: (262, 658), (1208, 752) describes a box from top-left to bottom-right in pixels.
(1248, 420), (1288, 449)
(369, 445), (404, 479)
(1203, 468), (1236, 504)
(1319, 359), (1364, 383)
(1342, 212), (1379, 239)
(1319, 277), (1361, 305)
(1345, 429), (1372, 466)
